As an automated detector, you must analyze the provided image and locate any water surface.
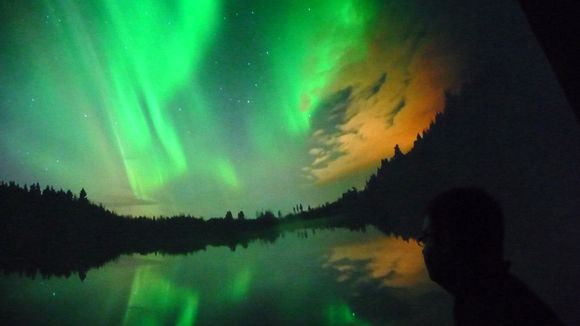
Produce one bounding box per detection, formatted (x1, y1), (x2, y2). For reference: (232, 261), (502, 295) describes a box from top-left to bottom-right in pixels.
(0, 227), (453, 325)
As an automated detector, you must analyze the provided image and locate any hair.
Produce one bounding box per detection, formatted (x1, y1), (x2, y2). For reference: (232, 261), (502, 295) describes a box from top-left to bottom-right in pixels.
(426, 187), (504, 261)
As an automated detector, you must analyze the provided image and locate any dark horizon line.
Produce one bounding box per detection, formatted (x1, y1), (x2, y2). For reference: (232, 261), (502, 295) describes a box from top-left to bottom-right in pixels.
(0, 179), (333, 221)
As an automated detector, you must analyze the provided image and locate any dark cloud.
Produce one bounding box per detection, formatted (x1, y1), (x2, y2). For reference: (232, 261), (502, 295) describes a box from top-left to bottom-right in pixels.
(364, 72), (387, 99)
(386, 99), (406, 127)
(311, 86), (353, 132)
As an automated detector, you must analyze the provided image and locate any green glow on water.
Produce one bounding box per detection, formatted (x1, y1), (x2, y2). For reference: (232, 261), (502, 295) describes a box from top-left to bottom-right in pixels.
(176, 295), (199, 326)
(122, 265), (199, 326)
(228, 267), (252, 301)
(325, 302), (371, 326)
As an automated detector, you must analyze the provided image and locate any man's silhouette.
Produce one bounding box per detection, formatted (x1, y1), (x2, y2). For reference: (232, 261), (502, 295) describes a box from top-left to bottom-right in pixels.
(420, 188), (562, 325)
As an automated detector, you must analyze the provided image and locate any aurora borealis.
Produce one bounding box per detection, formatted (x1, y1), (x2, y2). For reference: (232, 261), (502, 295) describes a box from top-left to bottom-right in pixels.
(0, 0), (466, 217)
(2, 0), (579, 323)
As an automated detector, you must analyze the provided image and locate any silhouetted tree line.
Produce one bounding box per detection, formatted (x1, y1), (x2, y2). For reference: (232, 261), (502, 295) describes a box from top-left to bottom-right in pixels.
(0, 181), (367, 280)
(0, 181), (119, 280)
(311, 75), (580, 241)
(0, 181), (286, 279)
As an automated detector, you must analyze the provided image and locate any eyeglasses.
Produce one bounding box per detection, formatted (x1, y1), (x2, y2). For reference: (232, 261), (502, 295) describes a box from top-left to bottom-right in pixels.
(417, 231), (432, 247)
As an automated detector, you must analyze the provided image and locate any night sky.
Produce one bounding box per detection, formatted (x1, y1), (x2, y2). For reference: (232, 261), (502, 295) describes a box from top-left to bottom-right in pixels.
(0, 0), (469, 217)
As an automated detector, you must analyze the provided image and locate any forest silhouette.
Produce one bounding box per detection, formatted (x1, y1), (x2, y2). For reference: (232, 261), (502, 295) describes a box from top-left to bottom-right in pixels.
(0, 180), (368, 280)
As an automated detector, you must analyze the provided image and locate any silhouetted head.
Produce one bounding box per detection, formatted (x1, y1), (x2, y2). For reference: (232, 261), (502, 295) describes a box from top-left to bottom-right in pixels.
(420, 187), (504, 293)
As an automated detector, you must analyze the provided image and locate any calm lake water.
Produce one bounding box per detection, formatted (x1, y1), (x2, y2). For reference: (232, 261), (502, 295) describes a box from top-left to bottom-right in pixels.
(0, 227), (453, 325)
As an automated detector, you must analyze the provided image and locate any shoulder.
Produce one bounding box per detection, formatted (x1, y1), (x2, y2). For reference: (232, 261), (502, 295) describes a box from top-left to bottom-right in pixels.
(454, 274), (563, 326)
(498, 275), (563, 325)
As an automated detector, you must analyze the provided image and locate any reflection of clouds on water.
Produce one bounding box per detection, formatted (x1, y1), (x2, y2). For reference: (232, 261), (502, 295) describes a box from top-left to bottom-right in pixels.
(325, 235), (434, 291)
(323, 234), (454, 325)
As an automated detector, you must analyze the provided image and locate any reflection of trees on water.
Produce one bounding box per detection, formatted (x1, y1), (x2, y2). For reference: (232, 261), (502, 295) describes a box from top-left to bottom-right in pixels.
(0, 181), (374, 280)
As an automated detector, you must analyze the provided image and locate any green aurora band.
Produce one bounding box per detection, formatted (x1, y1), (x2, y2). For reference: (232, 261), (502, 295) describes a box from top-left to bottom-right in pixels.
(269, 1), (376, 135)
(0, 0), (405, 216)
(103, 0), (223, 199)
(43, 0), (225, 200)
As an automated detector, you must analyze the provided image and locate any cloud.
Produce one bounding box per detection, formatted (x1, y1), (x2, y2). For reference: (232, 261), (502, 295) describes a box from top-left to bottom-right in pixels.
(305, 3), (465, 184)
(364, 72), (387, 99)
(312, 154), (331, 166)
(311, 86), (353, 133)
(386, 99), (406, 127)
(309, 148), (325, 156)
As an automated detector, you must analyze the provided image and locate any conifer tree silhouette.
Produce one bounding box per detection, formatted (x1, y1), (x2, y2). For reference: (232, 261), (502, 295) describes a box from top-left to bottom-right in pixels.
(79, 188), (88, 202)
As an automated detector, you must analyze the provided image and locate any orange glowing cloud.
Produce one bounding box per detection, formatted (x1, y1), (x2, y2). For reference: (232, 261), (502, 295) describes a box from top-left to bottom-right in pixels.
(307, 13), (465, 183)
(325, 235), (434, 290)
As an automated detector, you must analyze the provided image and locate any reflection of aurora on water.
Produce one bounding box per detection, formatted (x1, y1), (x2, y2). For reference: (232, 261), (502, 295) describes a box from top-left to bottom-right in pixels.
(122, 265), (200, 325)
(122, 262), (253, 325)
(120, 234), (441, 325)
(0, 228), (452, 325)
(120, 256), (370, 325)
